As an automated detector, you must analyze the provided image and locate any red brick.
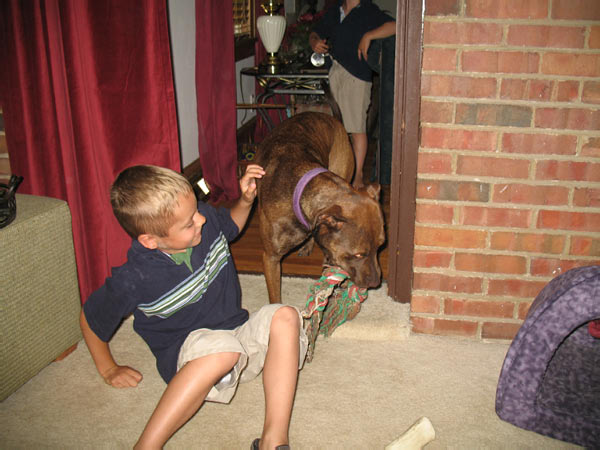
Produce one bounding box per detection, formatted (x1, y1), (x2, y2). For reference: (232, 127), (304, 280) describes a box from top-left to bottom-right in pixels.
(414, 226), (487, 248)
(413, 272), (483, 293)
(421, 127), (497, 151)
(460, 206), (532, 228)
(591, 26), (600, 49)
(424, 22), (503, 45)
(518, 302), (532, 320)
(462, 51), (540, 74)
(488, 279), (547, 298)
(417, 152), (453, 174)
(531, 258), (599, 277)
(411, 316), (479, 337)
(528, 80), (553, 101)
(536, 160), (600, 182)
(416, 180), (490, 202)
(457, 155), (530, 179)
(456, 103), (532, 127)
(420, 100), (453, 124)
(582, 137), (600, 158)
(421, 75), (497, 98)
(570, 236), (600, 257)
(552, 0), (600, 20)
(410, 295), (441, 313)
(582, 81), (600, 105)
(541, 53), (600, 77)
(536, 107), (600, 130)
(422, 48), (457, 71)
(573, 187), (600, 208)
(490, 232), (566, 254)
(425, 0), (460, 16)
(413, 250), (453, 268)
(455, 253), (527, 274)
(538, 210), (600, 232)
(445, 298), (514, 318)
(493, 183), (569, 206)
(507, 25), (585, 49)
(416, 203), (454, 224)
(556, 81), (580, 102)
(502, 132), (577, 156)
(466, 0), (548, 19)
(500, 79), (528, 100)
(481, 322), (521, 340)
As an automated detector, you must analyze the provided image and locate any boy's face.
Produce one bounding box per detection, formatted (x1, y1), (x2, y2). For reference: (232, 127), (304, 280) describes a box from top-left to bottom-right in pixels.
(141, 191), (206, 254)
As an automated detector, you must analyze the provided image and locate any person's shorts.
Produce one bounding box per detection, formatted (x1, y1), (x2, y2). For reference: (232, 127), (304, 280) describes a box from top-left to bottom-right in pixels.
(329, 60), (372, 134)
(177, 304), (308, 404)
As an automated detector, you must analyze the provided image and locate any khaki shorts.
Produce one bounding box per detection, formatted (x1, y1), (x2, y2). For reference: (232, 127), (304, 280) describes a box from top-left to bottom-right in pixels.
(177, 304), (308, 404)
(329, 60), (372, 134)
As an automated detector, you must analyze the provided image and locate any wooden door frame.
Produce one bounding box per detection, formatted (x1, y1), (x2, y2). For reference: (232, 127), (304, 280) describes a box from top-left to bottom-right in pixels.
(387, 0), (423, 302)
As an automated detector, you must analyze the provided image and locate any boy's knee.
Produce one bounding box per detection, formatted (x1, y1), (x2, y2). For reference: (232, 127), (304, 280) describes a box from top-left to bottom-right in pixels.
(272, 306), (300, 331)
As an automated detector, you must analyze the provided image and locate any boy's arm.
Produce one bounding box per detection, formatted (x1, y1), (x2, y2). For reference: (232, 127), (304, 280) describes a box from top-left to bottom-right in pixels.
(80, 310), (143, 388)
(229, 164), (265, 233)
(358, 20), (396, 60)
(309, 31), (329, 54)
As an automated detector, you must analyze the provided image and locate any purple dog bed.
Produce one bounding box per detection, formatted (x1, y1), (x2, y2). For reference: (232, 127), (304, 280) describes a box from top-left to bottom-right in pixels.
(495, 265), (600, 447)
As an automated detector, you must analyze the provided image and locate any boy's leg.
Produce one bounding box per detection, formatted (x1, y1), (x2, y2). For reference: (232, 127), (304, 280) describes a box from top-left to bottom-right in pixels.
(260, 306), (301, 449)
(135, 351), (239, 449)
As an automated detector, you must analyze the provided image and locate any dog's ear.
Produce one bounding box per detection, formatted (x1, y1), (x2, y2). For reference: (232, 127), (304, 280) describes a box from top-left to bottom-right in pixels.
(314, 205), (345, 232)
(364, 183), (381, 202)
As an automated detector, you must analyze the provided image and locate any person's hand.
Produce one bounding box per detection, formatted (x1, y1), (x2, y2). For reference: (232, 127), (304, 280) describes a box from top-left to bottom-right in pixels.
(101, 364), (143, 388)
(239, 164), (265, 204)
(314, 39), (329, 54)
(358, 32), (373, 61)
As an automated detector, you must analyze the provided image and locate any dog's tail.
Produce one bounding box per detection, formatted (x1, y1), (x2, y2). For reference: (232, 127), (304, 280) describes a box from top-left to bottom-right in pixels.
(328, 116), (355, 183)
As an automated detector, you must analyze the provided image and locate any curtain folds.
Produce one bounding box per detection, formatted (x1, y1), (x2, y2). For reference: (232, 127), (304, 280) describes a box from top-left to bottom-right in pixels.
(195, 0), (239, 203)
(0, 0), (181, 302)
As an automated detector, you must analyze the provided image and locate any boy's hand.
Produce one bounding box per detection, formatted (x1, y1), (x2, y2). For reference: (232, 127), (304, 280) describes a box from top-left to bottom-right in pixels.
(239, 164), (265, 204)
(102, 364), (143, 388)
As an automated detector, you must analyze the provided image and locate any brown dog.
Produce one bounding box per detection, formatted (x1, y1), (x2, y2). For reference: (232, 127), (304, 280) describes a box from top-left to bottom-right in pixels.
(255, 111), (386, 303)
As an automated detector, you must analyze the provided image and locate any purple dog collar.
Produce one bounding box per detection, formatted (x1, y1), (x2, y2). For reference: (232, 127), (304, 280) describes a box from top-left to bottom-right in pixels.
(293, 167), (328, 229)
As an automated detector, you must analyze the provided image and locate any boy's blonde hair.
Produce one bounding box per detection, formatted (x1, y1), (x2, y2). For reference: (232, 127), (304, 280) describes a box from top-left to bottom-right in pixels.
(110, 165), (194, 238)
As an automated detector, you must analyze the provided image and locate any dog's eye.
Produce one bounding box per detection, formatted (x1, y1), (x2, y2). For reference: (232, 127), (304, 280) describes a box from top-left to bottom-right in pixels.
(354, 253), (366, 259)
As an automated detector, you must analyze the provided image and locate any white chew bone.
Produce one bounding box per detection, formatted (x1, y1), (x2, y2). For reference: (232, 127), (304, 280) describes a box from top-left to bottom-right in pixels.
(385, 417), (436, 450)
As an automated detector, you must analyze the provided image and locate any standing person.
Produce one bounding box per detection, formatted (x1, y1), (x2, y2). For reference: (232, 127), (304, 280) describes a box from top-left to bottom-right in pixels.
(80, 164), (308, 449)
(309, 0), (395, 188)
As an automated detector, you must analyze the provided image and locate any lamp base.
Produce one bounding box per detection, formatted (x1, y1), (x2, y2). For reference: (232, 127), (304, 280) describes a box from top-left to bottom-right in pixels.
(259, 52), (282, 74)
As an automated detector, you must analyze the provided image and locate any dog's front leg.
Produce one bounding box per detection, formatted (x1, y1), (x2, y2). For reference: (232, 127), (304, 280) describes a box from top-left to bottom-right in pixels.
(262, 251), (283, 303)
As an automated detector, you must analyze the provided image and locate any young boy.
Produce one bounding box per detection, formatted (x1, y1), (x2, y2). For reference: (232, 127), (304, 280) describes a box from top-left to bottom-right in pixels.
(80, 164), (308, 449)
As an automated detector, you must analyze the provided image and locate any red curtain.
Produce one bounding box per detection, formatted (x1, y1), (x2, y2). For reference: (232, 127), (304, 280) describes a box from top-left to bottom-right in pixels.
(195, 0), (239, 203)
(0, 0), (181, 302)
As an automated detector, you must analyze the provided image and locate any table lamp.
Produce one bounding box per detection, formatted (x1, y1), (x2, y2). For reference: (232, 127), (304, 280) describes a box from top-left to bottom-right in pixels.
(257, 0), (286, 74)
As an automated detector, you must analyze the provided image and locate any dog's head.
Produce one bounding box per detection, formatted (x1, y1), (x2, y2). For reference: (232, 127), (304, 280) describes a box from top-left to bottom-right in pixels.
(313, 184), (386, 289)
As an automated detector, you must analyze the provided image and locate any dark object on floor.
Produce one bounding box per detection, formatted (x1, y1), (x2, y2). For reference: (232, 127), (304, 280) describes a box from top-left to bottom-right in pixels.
(0, 175), (24, 228)
(495, 265), (600, 447)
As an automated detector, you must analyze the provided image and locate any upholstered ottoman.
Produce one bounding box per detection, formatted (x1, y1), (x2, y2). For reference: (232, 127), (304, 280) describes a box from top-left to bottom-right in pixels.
(0, 194), (82, 401)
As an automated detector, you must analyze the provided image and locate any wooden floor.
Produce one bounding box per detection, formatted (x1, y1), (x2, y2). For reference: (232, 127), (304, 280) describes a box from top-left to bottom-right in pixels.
(229, 184), (391, 281)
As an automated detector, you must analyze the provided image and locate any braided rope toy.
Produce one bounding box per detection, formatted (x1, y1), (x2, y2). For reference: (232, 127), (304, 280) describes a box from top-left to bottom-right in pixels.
(302, 266), (368, 362)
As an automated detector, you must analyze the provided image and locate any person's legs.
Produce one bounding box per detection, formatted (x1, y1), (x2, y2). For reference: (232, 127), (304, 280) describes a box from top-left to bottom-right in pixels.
(351, 132), (368, 188)
(134, 351), (240, 449)
(259, 306), (301, 449)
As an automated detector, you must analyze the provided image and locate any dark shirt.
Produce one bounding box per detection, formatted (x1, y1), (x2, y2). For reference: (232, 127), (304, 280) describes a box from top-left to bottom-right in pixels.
(313, 0), (393, 81)
(83, 202), (248, 383)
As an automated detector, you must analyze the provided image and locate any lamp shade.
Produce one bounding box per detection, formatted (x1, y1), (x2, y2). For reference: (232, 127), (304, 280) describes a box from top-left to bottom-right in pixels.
(257, 15), (286, 53)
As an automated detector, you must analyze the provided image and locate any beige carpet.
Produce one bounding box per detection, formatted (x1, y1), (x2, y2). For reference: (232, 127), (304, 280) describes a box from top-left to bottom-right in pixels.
(0, 275), (580, 449)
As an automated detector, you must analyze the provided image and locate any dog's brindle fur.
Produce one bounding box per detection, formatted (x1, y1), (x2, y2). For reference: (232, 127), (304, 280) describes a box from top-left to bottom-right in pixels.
(256, 112), (386, 303)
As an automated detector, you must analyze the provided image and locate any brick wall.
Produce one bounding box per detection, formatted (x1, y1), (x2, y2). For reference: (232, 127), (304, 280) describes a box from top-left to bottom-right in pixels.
(412, 0), (600, 340)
